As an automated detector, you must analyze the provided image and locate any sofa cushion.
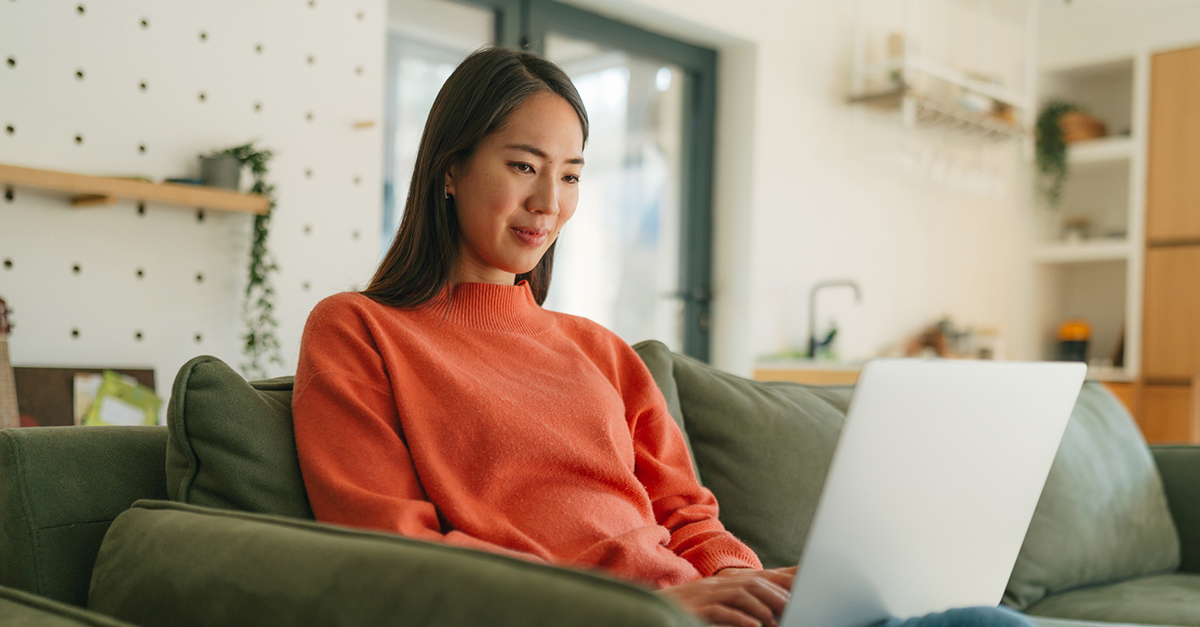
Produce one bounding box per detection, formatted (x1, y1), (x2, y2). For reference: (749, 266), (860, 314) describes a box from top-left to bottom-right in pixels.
(632, 341), (697, 475)
(0, 584), (138, 626)
(88, 500), (701, 627)
(1150, 445), (1200, 573)
(632, 341), (848, 569)
(0, 426), (168, 608)
(1024, 573), (1200, 626)
(1004, 383), (1181, 610)
(166, 355), (312, 519)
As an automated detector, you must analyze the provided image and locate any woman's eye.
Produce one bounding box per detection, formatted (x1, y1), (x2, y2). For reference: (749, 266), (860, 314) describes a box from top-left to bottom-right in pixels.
(512, 163), (534, 173)
(563, 175), (580, 184)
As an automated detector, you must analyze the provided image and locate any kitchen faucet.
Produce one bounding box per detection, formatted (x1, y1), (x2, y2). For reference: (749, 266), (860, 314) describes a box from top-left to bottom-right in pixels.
(808, 280), (862, 358)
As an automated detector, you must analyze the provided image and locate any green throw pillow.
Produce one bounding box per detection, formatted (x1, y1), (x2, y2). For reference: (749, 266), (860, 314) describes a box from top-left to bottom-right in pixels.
(165, 355), (312, 519)
(1003, 382), (1181, 610)
(632, 341), (848, 569)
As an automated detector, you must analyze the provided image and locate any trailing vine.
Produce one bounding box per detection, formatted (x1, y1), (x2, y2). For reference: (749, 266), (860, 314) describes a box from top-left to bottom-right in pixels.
(1035, 100), (1080, 209)
(215, 142), (283, 379)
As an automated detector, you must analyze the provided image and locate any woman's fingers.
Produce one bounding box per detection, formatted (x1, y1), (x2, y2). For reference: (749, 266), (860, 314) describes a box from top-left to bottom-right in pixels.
(659, 570), (792, 627)
(739, 577), (790, 619)
(699, 603), (769, 627)
(756, 567), (796, 591)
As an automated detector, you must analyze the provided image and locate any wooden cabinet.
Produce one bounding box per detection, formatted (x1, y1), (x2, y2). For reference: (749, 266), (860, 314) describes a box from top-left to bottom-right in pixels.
(1143, 246), (1200, 379)
(1137, 44), (1200, 443)
(1138, 383), (1199, 443)
(1103, 381), (1136, 415)
(1146, 46), (1200, 243)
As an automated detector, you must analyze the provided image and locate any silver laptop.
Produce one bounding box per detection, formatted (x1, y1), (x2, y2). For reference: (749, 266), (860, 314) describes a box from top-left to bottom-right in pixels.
(781, 359), (1086, 627)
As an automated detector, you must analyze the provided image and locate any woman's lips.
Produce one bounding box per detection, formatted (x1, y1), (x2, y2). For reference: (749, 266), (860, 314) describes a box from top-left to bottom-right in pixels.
(511, 226), (548, 247)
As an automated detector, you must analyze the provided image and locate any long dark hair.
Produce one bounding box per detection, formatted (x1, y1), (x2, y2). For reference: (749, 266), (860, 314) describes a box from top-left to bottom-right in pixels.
(363, 46), (589, 308)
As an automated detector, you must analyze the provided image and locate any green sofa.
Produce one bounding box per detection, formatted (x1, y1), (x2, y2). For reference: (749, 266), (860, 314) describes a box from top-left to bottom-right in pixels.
(2, 340), (1199, 626)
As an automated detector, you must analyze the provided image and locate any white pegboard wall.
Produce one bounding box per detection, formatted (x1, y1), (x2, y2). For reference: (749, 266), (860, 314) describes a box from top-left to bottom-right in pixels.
(0, 0), (386, 408)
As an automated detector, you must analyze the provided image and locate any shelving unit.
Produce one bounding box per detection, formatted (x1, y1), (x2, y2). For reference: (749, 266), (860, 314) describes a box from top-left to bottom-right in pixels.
(849, 0), (1037, 144)
(1031, 53), (1149, 380)
(0, 163), (269, 215)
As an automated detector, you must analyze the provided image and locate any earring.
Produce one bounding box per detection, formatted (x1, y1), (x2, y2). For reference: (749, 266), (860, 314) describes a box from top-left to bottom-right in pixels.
(443, 185), (450, 199)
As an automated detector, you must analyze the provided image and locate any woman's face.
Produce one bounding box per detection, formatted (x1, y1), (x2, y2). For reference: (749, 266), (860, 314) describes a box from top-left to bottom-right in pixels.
(446, 91), (585, 286)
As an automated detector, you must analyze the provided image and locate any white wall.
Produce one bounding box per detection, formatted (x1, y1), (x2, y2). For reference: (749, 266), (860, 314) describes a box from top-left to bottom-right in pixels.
(563, 0), (1038, 375)
(0, 1), (385, 409)
(9, 0), (1189, 395)
(1040, 0), (1200, 70)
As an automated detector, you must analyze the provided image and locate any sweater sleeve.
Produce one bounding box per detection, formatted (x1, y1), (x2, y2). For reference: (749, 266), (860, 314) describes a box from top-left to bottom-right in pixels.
(292, 295), (544, 563)
(618, 350), (764, 578)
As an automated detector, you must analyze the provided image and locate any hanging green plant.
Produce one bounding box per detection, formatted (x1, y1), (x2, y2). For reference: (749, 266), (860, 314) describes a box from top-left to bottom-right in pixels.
(214, 141), (283, 379)
(1035, 100), (1080, 209)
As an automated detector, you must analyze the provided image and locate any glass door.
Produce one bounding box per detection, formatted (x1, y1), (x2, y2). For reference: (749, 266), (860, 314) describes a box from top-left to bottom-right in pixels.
(525, 1), (718, 360)
(540, 35), (687, 352)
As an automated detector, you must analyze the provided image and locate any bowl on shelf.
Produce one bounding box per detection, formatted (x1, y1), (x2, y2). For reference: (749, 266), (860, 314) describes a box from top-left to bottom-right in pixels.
(1059, 111), (1107, 143)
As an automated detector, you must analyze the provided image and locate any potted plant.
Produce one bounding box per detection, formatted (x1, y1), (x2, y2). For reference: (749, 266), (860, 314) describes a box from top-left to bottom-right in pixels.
(211, 142), (282, 379)
(1035, 101), (1107, 209)
(1035, 101), (1078, 209)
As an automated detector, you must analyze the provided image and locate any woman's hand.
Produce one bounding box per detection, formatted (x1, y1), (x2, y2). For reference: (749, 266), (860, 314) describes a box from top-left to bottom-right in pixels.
(658, 566), (796, 627)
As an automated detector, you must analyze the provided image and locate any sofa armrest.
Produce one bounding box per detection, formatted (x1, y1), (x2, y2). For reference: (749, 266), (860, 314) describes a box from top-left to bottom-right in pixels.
(0, 584), (137, 626)
(89, 500), (703, 627)
(0, 426), (168, 607)
(1151, 445), (1200, 573)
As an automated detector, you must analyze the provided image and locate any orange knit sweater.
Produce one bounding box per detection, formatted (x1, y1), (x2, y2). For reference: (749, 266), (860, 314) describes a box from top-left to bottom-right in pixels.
(292, 281), (761, 588)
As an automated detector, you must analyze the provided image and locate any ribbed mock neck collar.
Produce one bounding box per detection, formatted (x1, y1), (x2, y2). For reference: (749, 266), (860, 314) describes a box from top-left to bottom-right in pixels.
(433, 281), (552, 334)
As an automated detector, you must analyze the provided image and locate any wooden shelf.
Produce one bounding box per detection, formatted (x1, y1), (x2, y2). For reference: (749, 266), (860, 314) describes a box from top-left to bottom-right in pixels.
(0, 163), (269, 215)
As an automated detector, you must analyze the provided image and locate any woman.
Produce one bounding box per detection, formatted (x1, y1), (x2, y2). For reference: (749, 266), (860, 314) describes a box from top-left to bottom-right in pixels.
(292, 46), (1030, 627)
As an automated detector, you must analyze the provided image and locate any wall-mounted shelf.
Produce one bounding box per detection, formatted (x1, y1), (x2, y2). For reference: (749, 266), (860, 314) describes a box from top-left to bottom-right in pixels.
(0, 163), (269, 215)
(851, 89), (1028, 141)
(849, 0), (1037, 146)
(1033, 239), (1132, 264)
(1069, 136), (1135, 165)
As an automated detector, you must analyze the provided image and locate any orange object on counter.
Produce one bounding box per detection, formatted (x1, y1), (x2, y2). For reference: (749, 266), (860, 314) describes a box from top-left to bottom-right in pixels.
(1058, 320), (1092, 342)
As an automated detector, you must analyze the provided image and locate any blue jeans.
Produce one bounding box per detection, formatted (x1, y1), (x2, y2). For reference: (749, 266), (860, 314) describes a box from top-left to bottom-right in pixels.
(875, 606), (1035, 627)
